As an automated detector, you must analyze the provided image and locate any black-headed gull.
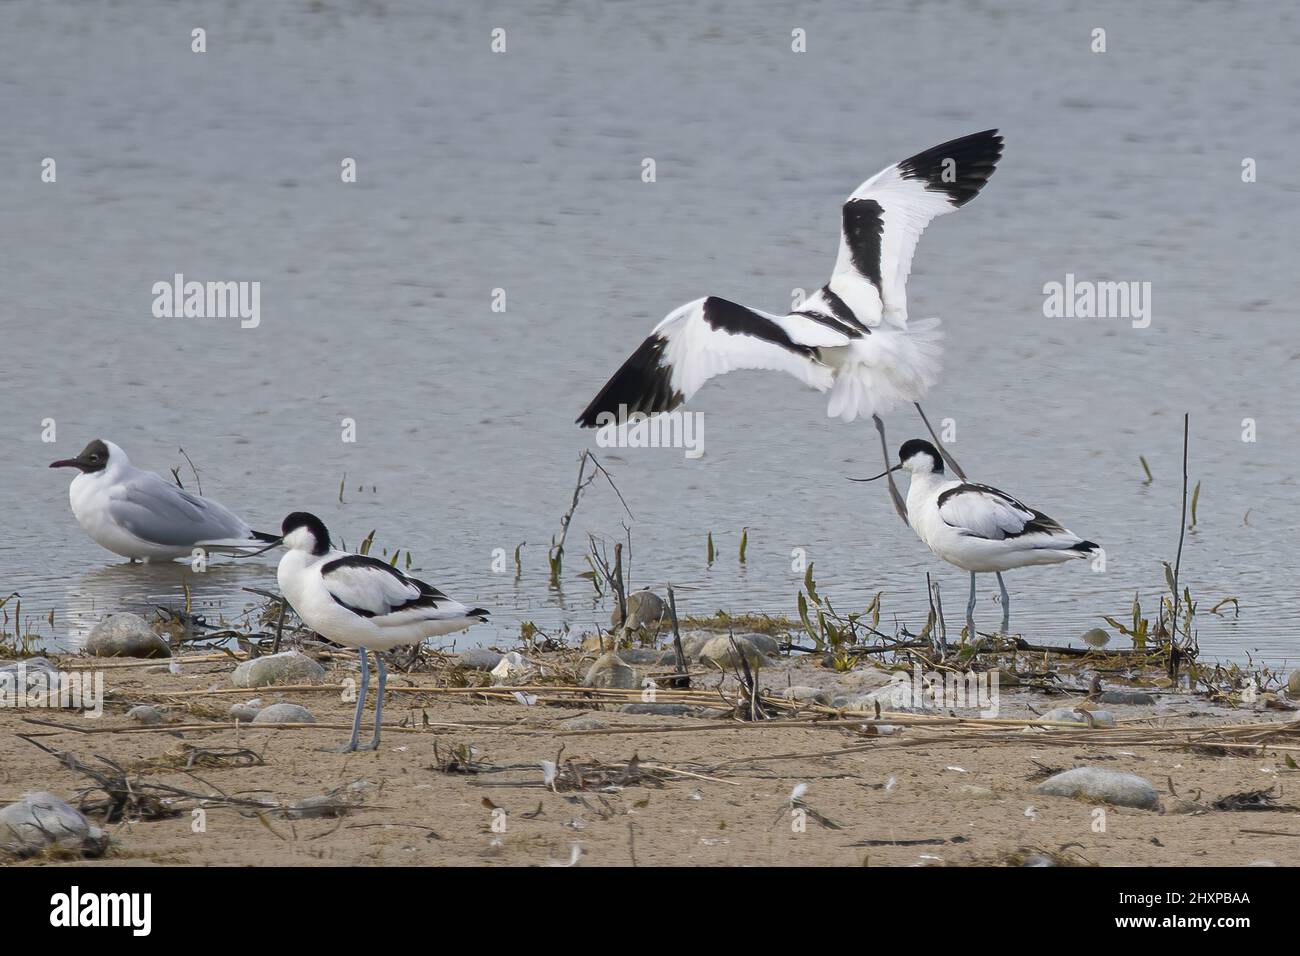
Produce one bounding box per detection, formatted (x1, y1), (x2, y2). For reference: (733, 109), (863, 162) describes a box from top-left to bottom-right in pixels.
(50, 439), (275, 562)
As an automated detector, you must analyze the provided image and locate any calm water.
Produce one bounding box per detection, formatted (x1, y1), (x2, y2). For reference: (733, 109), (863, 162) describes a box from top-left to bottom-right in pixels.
(2, 1), (1298, 665)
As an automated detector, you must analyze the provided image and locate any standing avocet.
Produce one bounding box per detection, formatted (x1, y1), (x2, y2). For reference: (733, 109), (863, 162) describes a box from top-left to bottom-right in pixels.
(856, 439), (1098, 647)
(576, 130), (1004, 517)
(260, 512), (489, 752)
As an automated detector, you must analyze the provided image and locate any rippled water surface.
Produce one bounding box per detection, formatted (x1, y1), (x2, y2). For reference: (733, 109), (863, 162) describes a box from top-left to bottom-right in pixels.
(2, 1), (1298, 665)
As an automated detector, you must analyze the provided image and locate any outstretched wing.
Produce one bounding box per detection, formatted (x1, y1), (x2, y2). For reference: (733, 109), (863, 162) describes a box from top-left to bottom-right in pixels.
(936, 483), (1064, 541)
(576, 296), (848, 427)
(110, 471), (253, 546)
(812, 129), (1003, 330)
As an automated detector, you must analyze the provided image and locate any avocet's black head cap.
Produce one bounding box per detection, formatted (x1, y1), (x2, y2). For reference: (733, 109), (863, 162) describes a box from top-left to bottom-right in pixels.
(898, 438), (943, 473)
(281, 512), (330, 555)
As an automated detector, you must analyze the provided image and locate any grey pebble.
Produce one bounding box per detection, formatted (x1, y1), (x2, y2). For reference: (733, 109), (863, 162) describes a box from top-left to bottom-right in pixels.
(583, 652), (640, 689)
(228, 699), (264, 722)
(252, 702), (316, 724)
(85, 613), (170, 659)
(0, 792), (108, 858)
(1034, 766), (1160, 809)
(1097, 689), (1156, 706)
(232, 651), (326, 688)
(457, 648), (504, 671)
(126, 705), (163, 725)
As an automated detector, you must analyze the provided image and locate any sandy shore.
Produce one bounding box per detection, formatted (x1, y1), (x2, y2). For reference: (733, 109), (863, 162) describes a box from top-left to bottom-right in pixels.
(2, 637), (1298, 867)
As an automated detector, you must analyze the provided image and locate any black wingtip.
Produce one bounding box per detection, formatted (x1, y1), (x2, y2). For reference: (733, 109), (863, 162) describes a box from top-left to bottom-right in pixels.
(468, 608), (490, 622)
(576, 334), (683, 428)
(897, 129), (1004, 208)
(1073, 540), (1100, 553)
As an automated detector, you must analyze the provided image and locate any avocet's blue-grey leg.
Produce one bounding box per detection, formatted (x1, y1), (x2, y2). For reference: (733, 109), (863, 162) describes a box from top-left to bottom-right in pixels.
(872, 415), (908, 524)
(914, 403), (967, 481)
(996, 572), (1010, 636)
(324, 646), (368, 753)
(966, 571), (979, 649)
(363, 653), (388, 751)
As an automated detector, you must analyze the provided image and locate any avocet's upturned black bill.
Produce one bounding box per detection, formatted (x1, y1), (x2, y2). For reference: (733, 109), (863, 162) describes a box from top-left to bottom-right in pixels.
(50, 439), (277, 562)
(575, 130), (1003, 509)
(865, 439), (1099, 650)
(272, 512), (490, 753)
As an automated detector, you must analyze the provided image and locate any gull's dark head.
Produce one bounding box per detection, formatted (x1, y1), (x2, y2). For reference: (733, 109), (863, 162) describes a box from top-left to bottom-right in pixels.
(50, 439), (114, 474)
(281, 512), (331, 556)
(898, 438), (944, 475)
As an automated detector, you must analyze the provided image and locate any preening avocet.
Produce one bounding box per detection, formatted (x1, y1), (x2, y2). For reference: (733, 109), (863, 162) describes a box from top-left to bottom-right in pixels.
(857, 439), (1098, 647)
(259, 512), (489, 753)
(50, 439), (276, 562)
(576, 130), (1004, 516)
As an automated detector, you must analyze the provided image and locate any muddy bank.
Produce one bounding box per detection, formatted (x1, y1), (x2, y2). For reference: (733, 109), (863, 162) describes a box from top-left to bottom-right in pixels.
(2, 633), (1298, 867)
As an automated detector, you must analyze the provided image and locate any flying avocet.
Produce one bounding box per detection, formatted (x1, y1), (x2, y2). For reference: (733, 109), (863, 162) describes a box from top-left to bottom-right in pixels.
(576, 130), (1004, 518)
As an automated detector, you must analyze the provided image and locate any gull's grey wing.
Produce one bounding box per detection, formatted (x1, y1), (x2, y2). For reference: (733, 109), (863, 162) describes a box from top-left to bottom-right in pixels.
(109, 471), (253, 546)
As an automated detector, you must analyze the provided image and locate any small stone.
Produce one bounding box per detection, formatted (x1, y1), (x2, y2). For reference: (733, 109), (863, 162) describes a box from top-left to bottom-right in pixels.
(620, 703), (691, 716)
(231, 651), (326, 688)
(456, 648), (503, 671)
(1287, 670), (1300, 697)
(679, 631), (713, 659)
(583, 652), (639, 690)
(782, 685), (830, 705)
(958, 784), (996, 799)
(736, 632), (780, 656)
(694, 707), (732, 719)
(1080, 708), (1117, 728)
(252, 702), (316, 724)
(127, 705), (163, 725)
(1034, 767), (1159, 810)
(228, 699), (264, 722)
(1097, 689), (1156, 706)
(559, 714), (609, 731)
(0, 792), (108, 858)
(610, 590), (666, 630)
(1039, 707), (1114, 728)
(85, 613), (170, 658)
(698, 635), (767, 669)
(1081, 627), (1111, 648)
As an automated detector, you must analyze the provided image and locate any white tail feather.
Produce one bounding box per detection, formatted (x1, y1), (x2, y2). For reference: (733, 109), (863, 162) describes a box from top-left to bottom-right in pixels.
(823, 320), (943, 422)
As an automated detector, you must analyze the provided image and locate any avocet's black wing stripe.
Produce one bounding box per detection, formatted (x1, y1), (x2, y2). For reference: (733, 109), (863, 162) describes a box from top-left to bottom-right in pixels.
(576, 295), (849, 427)
(320, 554), (452, 618)
(937, 483), (1066, 541)
(828, 129), (1003, 327)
